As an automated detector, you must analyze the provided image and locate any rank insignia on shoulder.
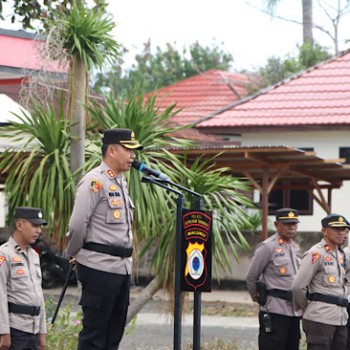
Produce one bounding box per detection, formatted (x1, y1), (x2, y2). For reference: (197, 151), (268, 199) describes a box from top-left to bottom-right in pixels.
(278, 238), (285, 245)
(311, 252), (321, 264)
(90, 179), (102, 192)
(107, 169), (116, 179)
(0, 256), (6, 267)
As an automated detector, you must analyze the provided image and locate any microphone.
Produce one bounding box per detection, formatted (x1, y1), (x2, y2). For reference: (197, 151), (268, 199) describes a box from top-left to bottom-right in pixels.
(132, 160), (170, 181)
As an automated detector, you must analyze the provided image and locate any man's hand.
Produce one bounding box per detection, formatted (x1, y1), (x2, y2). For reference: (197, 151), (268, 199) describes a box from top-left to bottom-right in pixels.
(39, 333), (46, 350)
(0, 334), (11, 350)
(69, 257), (77, 270)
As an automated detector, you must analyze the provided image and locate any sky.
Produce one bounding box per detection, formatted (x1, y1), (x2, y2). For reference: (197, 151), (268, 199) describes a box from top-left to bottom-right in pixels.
(107, 0), (350, 71)
(1, 0), (350, 71)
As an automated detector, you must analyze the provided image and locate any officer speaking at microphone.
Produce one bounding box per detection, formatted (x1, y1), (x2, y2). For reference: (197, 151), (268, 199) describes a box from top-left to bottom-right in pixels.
(0, 207), (48, 350)
(65, 128), (143, 350)
(292, 213), (350, 350)
(246, 208), (302, 350)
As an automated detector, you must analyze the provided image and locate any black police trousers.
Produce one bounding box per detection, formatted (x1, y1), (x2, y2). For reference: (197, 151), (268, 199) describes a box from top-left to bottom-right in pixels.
(258, 311), (301, 350)
(9, 328), (39, 350)
(77, 263), (131, 350)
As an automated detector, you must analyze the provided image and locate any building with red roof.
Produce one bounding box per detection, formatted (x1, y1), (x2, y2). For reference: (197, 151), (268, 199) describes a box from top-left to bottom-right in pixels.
(194, 49), (350, 231)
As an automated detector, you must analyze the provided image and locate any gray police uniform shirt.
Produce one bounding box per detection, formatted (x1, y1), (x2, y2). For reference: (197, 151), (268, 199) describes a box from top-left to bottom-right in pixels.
(246, 232), (302, 317)
(292, 238), (348, 326)
(65, 161), (134, 275)
(0, 237), (47, 335)
(344, 246), (350, 293)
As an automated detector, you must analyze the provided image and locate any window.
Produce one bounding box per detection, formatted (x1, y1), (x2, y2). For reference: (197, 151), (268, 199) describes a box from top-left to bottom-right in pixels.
(266, 181), (313, 215)
(339, 147), (350, 164)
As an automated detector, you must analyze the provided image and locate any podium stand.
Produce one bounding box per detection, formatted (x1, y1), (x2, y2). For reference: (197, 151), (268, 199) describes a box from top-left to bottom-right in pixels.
(141, 176), (212, 350)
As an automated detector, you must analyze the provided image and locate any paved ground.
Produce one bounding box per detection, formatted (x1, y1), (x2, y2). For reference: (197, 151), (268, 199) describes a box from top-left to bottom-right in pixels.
(44, 285), (259, 349)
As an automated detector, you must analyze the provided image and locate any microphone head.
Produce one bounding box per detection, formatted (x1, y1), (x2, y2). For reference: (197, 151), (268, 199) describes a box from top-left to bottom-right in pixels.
(131, 159), (142, 170)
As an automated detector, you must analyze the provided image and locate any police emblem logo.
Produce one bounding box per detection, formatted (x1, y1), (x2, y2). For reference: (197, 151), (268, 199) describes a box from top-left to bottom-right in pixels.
(113, 210), (120, 219)
(90, 179), (102, 192)
(188, 249), (204, 280)
(38, 211), (43, 219)
(288, 211), (295, 218)
(0, 256), (6, 267)
(311, 252), (321, 264)
(131, 131), (135, 141)
(339, 217), (344, 222)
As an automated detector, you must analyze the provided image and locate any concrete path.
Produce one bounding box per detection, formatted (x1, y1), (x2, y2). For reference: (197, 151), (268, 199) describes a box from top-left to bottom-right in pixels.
(44, 286), (259, 349)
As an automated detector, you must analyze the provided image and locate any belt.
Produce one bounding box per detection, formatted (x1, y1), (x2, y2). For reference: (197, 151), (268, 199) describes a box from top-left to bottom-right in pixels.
(83, 242), (133, 258)
(267, 289), (293, 302)
(8, 302), (40, 316)
(308, 293), (348, 308)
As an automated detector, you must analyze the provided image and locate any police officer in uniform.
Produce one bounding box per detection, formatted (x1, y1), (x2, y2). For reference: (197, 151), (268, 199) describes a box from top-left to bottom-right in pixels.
(246, 208), (302, 350)
(0, 207), (47, 350)
(65, 128), (143, 350)
(292, 213), (350, 350)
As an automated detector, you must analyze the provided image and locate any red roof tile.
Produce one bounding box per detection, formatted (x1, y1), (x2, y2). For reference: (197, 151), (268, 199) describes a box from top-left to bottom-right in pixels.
(197, 49), (350, 129)
(146, 69), (253, 126)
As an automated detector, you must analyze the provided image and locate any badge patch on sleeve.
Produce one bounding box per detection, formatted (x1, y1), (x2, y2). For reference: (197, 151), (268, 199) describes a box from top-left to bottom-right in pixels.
(311, 252), (321, 264)
(0, 256), (6, 267)
(90, 179), (102, 192)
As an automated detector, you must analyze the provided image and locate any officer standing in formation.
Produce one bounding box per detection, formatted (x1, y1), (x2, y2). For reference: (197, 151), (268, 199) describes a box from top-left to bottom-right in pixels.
(65, 128), (143, 350)
(0, 207), (47, 350)
(293, 213), (350, 350)
(246, 208), (302, 350)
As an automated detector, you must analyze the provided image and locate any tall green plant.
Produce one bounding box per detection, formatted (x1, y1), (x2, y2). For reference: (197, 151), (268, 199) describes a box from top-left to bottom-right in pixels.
(0, 99), (76, 244)
(46, 0), (120, 175)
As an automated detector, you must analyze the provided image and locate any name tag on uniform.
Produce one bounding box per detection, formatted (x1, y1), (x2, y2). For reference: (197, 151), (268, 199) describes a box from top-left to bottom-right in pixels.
(108, 192), (120, 197)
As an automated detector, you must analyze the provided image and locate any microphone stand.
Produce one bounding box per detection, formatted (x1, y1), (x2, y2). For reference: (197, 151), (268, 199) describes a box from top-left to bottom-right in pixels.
(141, 176), (203, 350)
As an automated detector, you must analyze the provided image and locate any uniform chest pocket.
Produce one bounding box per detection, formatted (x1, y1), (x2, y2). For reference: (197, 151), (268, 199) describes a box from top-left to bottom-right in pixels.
(106, 197), (126, 224)
(323, 265), (339, 286)
(9, 269), (30, 292)
(273, 257), (291, 276)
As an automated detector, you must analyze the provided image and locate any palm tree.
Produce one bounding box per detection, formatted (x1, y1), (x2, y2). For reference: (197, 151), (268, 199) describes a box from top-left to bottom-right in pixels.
(0, 98), (76, 247)
(46, 0), (120, 176)
(86, 89), (258, 323)
(264, 0), (313, 44)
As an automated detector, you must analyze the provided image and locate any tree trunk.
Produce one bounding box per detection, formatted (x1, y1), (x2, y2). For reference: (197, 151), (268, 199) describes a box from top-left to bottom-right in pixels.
(70, 55), (86, 176)
(302, 0), (313, 45)
(126, 276), (162, 325)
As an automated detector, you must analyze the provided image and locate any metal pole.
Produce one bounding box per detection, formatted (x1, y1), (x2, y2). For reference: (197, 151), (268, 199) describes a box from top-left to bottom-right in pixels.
(174, 195), (184, 350)
(193, 197), (203, 350)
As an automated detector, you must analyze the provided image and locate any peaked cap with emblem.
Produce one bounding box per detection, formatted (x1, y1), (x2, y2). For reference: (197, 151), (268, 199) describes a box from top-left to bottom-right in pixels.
(275, 208), (300, 224)
(102, 128), (143, 150)
(14, 206), (47, 225)
(321, 213), (350, 229)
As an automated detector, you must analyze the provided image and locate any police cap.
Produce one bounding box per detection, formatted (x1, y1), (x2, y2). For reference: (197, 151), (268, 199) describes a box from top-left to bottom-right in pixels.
(102, 128), (143, 150)
(321, 213), (350, 229)
(14, 206), (47, 226)
(275, 208), (299, 224)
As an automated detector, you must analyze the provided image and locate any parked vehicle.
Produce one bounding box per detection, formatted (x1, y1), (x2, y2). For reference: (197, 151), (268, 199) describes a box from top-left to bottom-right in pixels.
(31, 238), (76, 289)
